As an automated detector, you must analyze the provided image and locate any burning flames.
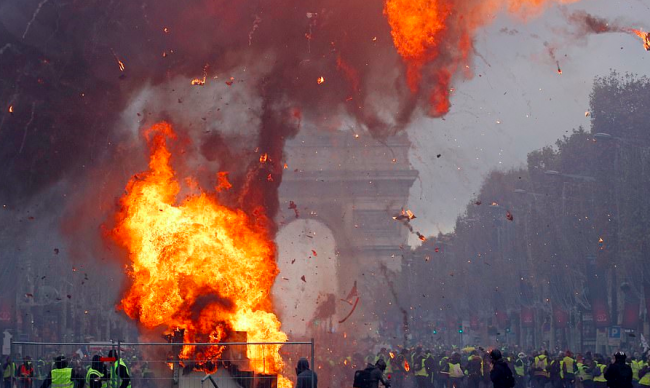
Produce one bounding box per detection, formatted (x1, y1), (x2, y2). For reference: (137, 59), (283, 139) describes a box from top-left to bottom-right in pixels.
(384, 0), (582, 116)
(631, 29), (650, 51)
(111, 122), (289, 385)
(404, 360), (410, 372)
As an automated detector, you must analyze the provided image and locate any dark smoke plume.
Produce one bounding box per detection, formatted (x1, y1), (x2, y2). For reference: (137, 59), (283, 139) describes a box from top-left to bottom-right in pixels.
(0, 0), (414, 207)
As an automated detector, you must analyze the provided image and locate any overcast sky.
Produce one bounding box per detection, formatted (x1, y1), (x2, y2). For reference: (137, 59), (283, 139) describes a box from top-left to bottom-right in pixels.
(405, 0), (650, 241)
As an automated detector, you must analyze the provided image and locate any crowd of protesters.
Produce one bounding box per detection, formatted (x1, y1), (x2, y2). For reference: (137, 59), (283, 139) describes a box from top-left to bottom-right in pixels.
(338, 345), (650, 388)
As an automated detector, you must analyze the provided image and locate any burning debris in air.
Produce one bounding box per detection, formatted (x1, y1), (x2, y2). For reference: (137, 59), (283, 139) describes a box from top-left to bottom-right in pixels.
(563, 10), (650, 51)
(191, 64), (209, 86)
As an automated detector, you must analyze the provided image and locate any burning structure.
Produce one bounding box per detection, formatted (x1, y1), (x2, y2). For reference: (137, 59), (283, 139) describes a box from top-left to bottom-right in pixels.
(110, 122), (289, 385)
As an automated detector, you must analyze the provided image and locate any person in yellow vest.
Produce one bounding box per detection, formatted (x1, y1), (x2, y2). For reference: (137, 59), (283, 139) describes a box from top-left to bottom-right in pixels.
(107, 351), (130, 388)
(39, 356), (82, 388)
(592, 355), (608, 388)
(639, 359), (650, 388)
(424, 351), (437, 388)
(466, 351), (483, 388)
(4, 356), (16, 388)
(514, 353), (527, 388)
(438, 352), (450, 388)
(550, 353), (563, 388)
(85, 356), (107, 388)
(562, 351), (578, 388)
(577, 356), (594, 388)
(413, 349), (429, 388)
(533, 351), (550, 388)
(447, 352), (464, 388)
(631, 356), (642, 388)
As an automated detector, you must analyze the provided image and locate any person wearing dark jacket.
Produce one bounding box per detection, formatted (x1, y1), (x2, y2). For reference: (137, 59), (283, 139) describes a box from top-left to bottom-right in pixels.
(85, 356), (107, 388)
(107, 351), (129, 388)
(490, 349), (515, 388)
(361, 359), (391, 388)
(605, 352), (633, 388)
(296, 358), (317, 388)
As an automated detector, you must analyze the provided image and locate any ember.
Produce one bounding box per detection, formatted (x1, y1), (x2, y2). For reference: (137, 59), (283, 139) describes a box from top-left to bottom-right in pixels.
(317, 76), (325, 85)
(191, 64), (209, 86)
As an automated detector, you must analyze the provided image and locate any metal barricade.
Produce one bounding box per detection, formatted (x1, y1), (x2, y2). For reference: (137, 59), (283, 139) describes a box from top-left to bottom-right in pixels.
(11, 340), (315, 388)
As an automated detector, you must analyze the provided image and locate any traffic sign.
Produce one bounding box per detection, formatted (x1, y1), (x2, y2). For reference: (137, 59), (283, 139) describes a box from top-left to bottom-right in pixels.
(609, 326), (622, 339)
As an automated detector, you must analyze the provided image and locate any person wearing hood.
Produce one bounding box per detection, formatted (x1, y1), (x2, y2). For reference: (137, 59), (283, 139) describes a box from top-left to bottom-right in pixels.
(296, 358), (317, 388)
(490, 350), (515, 388)
(605, 352), (633, 388)
(358, 359), (391, 388)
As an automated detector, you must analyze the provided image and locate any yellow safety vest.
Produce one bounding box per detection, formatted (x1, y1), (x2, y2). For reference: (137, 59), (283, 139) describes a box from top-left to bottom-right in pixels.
(577, 363), (592, 381)
(535, 356), (549, 377)
(51, 368), (74, 388)
(562, 357), (575, 379)
(449, 363), (464, 378)
(415, 357), (428, 377)
(515, 359), (526, 377)
(86, 368), (107, 388)
(593, 364), (607, 383)
(632, 361), (641, 381)
(111, 360), (131, 388)
(3, 363), (15, 379)
(640, 366), (650, 386)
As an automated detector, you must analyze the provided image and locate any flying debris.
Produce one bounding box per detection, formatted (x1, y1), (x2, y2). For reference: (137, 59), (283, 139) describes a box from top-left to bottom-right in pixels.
(8, 105), (13, 114)
(556, 61), (562, 75)
(110, 49), (125, 72)
(288, 201), (299, 218)
(506, 211), (514, 221)
(341, 281), (359, 305)
(317, 76), (325, 85)
(393, 209), (416, 221)
(338, 297), (360, 323)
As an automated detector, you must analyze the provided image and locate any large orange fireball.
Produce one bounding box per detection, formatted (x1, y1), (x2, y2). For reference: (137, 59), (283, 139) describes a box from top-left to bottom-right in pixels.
(111, 122), (289, 385)
(384, 0), (579, 116)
